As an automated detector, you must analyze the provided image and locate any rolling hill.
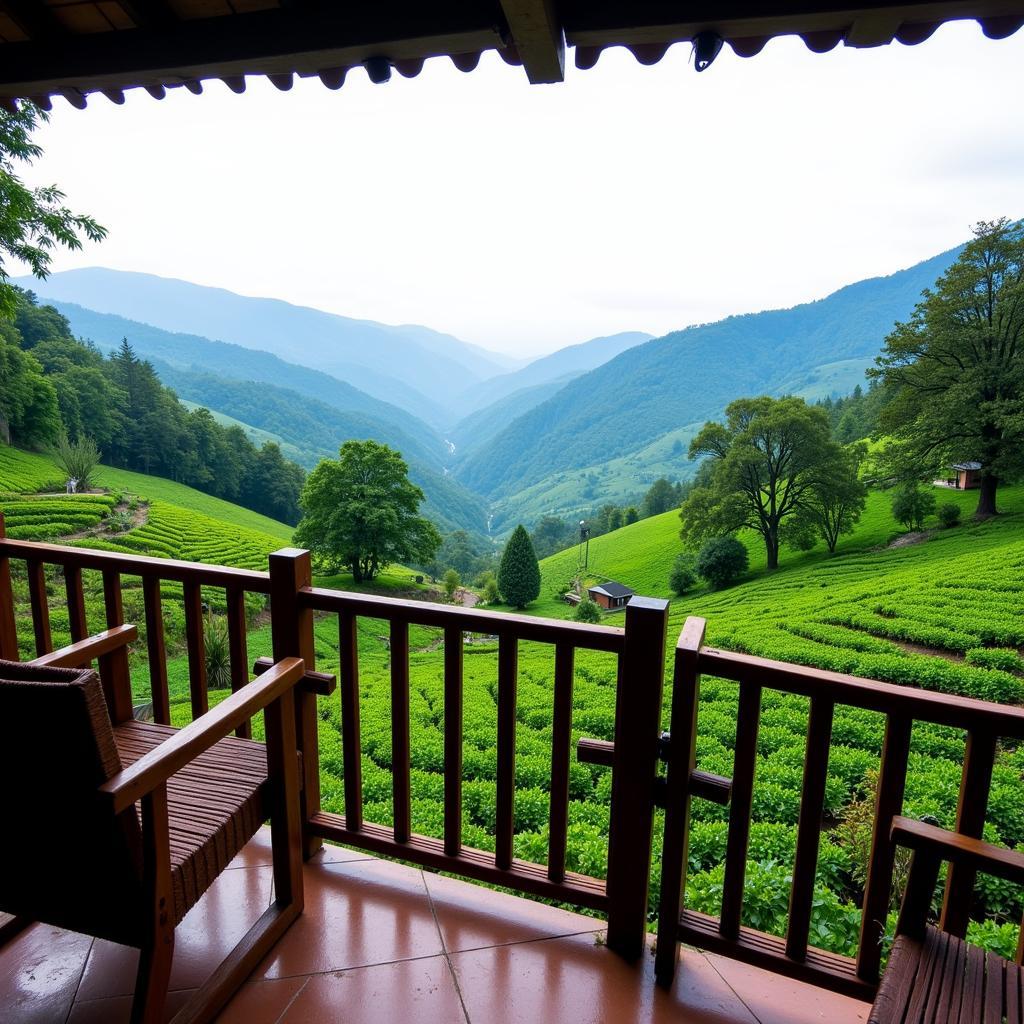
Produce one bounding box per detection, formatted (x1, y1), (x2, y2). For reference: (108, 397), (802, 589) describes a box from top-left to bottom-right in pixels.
(456, 244), (964, 526)
(17, 267), (515, 426)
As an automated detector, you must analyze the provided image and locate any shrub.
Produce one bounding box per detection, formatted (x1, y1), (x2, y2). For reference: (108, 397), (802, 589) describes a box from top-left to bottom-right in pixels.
(669, 553), (697, 595)
(442, 568), (461, 603)
(574, 597), (602, 623)
(937, 502), (962, 528)
(482, 578), (500, 604)
(50, 434), (101, 491)
(204, 615), (231, 690)
(696, 537), (749, 589)
(891, 483), (936, 531)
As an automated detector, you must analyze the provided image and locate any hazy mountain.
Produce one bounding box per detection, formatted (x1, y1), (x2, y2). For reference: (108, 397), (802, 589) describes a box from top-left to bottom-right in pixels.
(16, 267), (512, 426)
(458, 331), (653, 414)
(449, 377), (576, 456)
(44, 300), (450, 459)
(456, 245), (963, 514)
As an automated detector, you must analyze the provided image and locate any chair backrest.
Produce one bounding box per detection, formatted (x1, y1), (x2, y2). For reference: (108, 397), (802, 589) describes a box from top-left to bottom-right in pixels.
(0, 660), (144, 944)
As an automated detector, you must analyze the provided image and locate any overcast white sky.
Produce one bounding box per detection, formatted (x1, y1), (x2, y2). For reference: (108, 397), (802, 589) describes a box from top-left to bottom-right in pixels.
(18, 21), (1024, 357)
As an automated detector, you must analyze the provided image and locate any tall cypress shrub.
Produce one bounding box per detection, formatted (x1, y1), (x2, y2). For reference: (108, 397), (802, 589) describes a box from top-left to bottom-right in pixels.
(497, 524), (541, 608)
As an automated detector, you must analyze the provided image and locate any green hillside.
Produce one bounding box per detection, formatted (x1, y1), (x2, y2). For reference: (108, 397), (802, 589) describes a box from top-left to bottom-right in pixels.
(456, 245), (963, 521)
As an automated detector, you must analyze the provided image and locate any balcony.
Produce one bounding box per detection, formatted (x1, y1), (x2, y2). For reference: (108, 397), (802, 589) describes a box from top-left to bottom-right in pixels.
(1, 520), (1021, 1023)
(2, 827), (869, 1024)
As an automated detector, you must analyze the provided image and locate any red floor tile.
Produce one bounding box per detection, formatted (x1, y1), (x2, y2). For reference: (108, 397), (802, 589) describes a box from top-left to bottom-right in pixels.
(256, 858), (444, 980)
(66, 988), (195, 1023)
(0, 922), (93, 1024)
(705, 953), (870, 1024)
(214, 976), (308, 1023)
(424, 871), (603, 953)
(76, 865), (273, 1000)
(277, 956), (466, 1024)
(227, 827), (372, 872)
(450, 933), (761, 1024)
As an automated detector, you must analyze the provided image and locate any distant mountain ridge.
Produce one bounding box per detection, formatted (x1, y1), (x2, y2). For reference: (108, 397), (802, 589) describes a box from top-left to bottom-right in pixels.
(16, 267), (515, 428)
(455, 243), (965, 524)
(457, 331), (653, 415)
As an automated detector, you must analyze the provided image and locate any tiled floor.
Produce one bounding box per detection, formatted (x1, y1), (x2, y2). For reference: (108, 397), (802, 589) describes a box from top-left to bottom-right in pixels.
(1, 828), (870, 1024)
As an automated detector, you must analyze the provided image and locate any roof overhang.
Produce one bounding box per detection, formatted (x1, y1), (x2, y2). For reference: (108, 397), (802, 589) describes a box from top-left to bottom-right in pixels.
(0, 1), (1021, 108)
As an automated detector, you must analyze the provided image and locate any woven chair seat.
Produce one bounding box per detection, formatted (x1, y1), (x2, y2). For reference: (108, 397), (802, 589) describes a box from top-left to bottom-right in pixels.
(870, 927), (1023, 1024)
(113, 721), (269, 924)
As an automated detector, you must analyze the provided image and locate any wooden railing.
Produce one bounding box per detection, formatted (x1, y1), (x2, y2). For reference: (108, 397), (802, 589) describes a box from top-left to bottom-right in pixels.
(0, 517), (273, 738)
(0, 520), (672, 959)
(654, 616), (1024, 1000)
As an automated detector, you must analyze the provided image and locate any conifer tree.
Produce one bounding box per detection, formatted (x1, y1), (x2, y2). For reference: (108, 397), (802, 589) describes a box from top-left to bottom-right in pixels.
(497, 524), (541, 608)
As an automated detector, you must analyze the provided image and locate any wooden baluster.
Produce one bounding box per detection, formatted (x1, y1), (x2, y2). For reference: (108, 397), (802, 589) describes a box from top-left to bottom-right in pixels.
(26, 558), (51, 657)
(64, 565), (88, 643)
(720, 681), (762, 939)
(495, 633), (518, 871)
(183, 579), (208, 719)
(655, 617), (706, 985)
(786, 697), (835, 961)
(142, 576), (170, 726)
(940, 730), (997, 938)
(547, 641), (575, 883)
(444, 625), (463, 857)
(0, 513), (18, 659)
(102, 570), (123, 627)
(856, 714), (913, 982)
(339, 609), (363, 832)
(390, 619), (411, 843)
(226, 585), (251, 738)
(269, 547), (321, 858)
(606, 597), (670, 960)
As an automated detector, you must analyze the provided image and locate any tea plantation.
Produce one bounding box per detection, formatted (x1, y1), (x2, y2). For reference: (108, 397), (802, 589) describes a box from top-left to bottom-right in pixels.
(5, 438), (1024, 961)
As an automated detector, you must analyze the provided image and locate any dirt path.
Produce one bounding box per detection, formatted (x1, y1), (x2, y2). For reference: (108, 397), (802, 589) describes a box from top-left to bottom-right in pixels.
(61, 498), (149, 542)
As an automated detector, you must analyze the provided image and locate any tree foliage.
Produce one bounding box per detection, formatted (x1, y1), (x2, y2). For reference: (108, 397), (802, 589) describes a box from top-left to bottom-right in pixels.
(669, 553), (698, 595)
(872, 218), (1024, 517)
(497, 524), (541, 608)
(801, 442), (869, 553)
(680, 396), (850, 569)
(891, 483), (936, 532)
(642, 477), (683, 517)
(0, 103), (106, 317)
(294, 440), (441, 582)
(695, 537), (749, 589)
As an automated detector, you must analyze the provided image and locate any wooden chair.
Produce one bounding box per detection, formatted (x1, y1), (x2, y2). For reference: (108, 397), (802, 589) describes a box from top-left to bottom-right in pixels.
(870, 816), (1024, 1024)
(0, 625), (307, 1024)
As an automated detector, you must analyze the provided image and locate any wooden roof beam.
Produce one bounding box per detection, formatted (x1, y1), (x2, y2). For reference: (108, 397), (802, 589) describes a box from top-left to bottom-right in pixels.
(117, 0), (178, 30)
(499, 0), (564, 83)
(0, 0), (64, 40)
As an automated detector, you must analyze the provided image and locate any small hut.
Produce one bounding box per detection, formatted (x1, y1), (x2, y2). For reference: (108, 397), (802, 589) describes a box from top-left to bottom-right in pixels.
(587, 581), (634, 611)
(951, 462), (982, 489)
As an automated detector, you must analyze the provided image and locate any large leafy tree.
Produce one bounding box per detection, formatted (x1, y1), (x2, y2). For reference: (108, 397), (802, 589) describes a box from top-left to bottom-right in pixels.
(0, 103), (106, 316)
(802, 442), (868, 553)
(680, 396), (848, 570)
(871, 218), (1024, 518)
(294, 440), (441, 581)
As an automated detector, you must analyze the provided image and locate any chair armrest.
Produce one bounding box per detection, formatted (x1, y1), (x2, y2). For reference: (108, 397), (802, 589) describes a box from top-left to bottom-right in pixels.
(100, 656), (306, 813)
(892, 816), (1024, 886)
(31, 624), (137, 668)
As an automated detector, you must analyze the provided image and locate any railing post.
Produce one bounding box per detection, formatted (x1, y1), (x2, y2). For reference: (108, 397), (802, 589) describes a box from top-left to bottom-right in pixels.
(655, 616), (705, 985)
(0, 513), (18, 660)
(269, 547), (322, 859)
(605, 595), (669, 960)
